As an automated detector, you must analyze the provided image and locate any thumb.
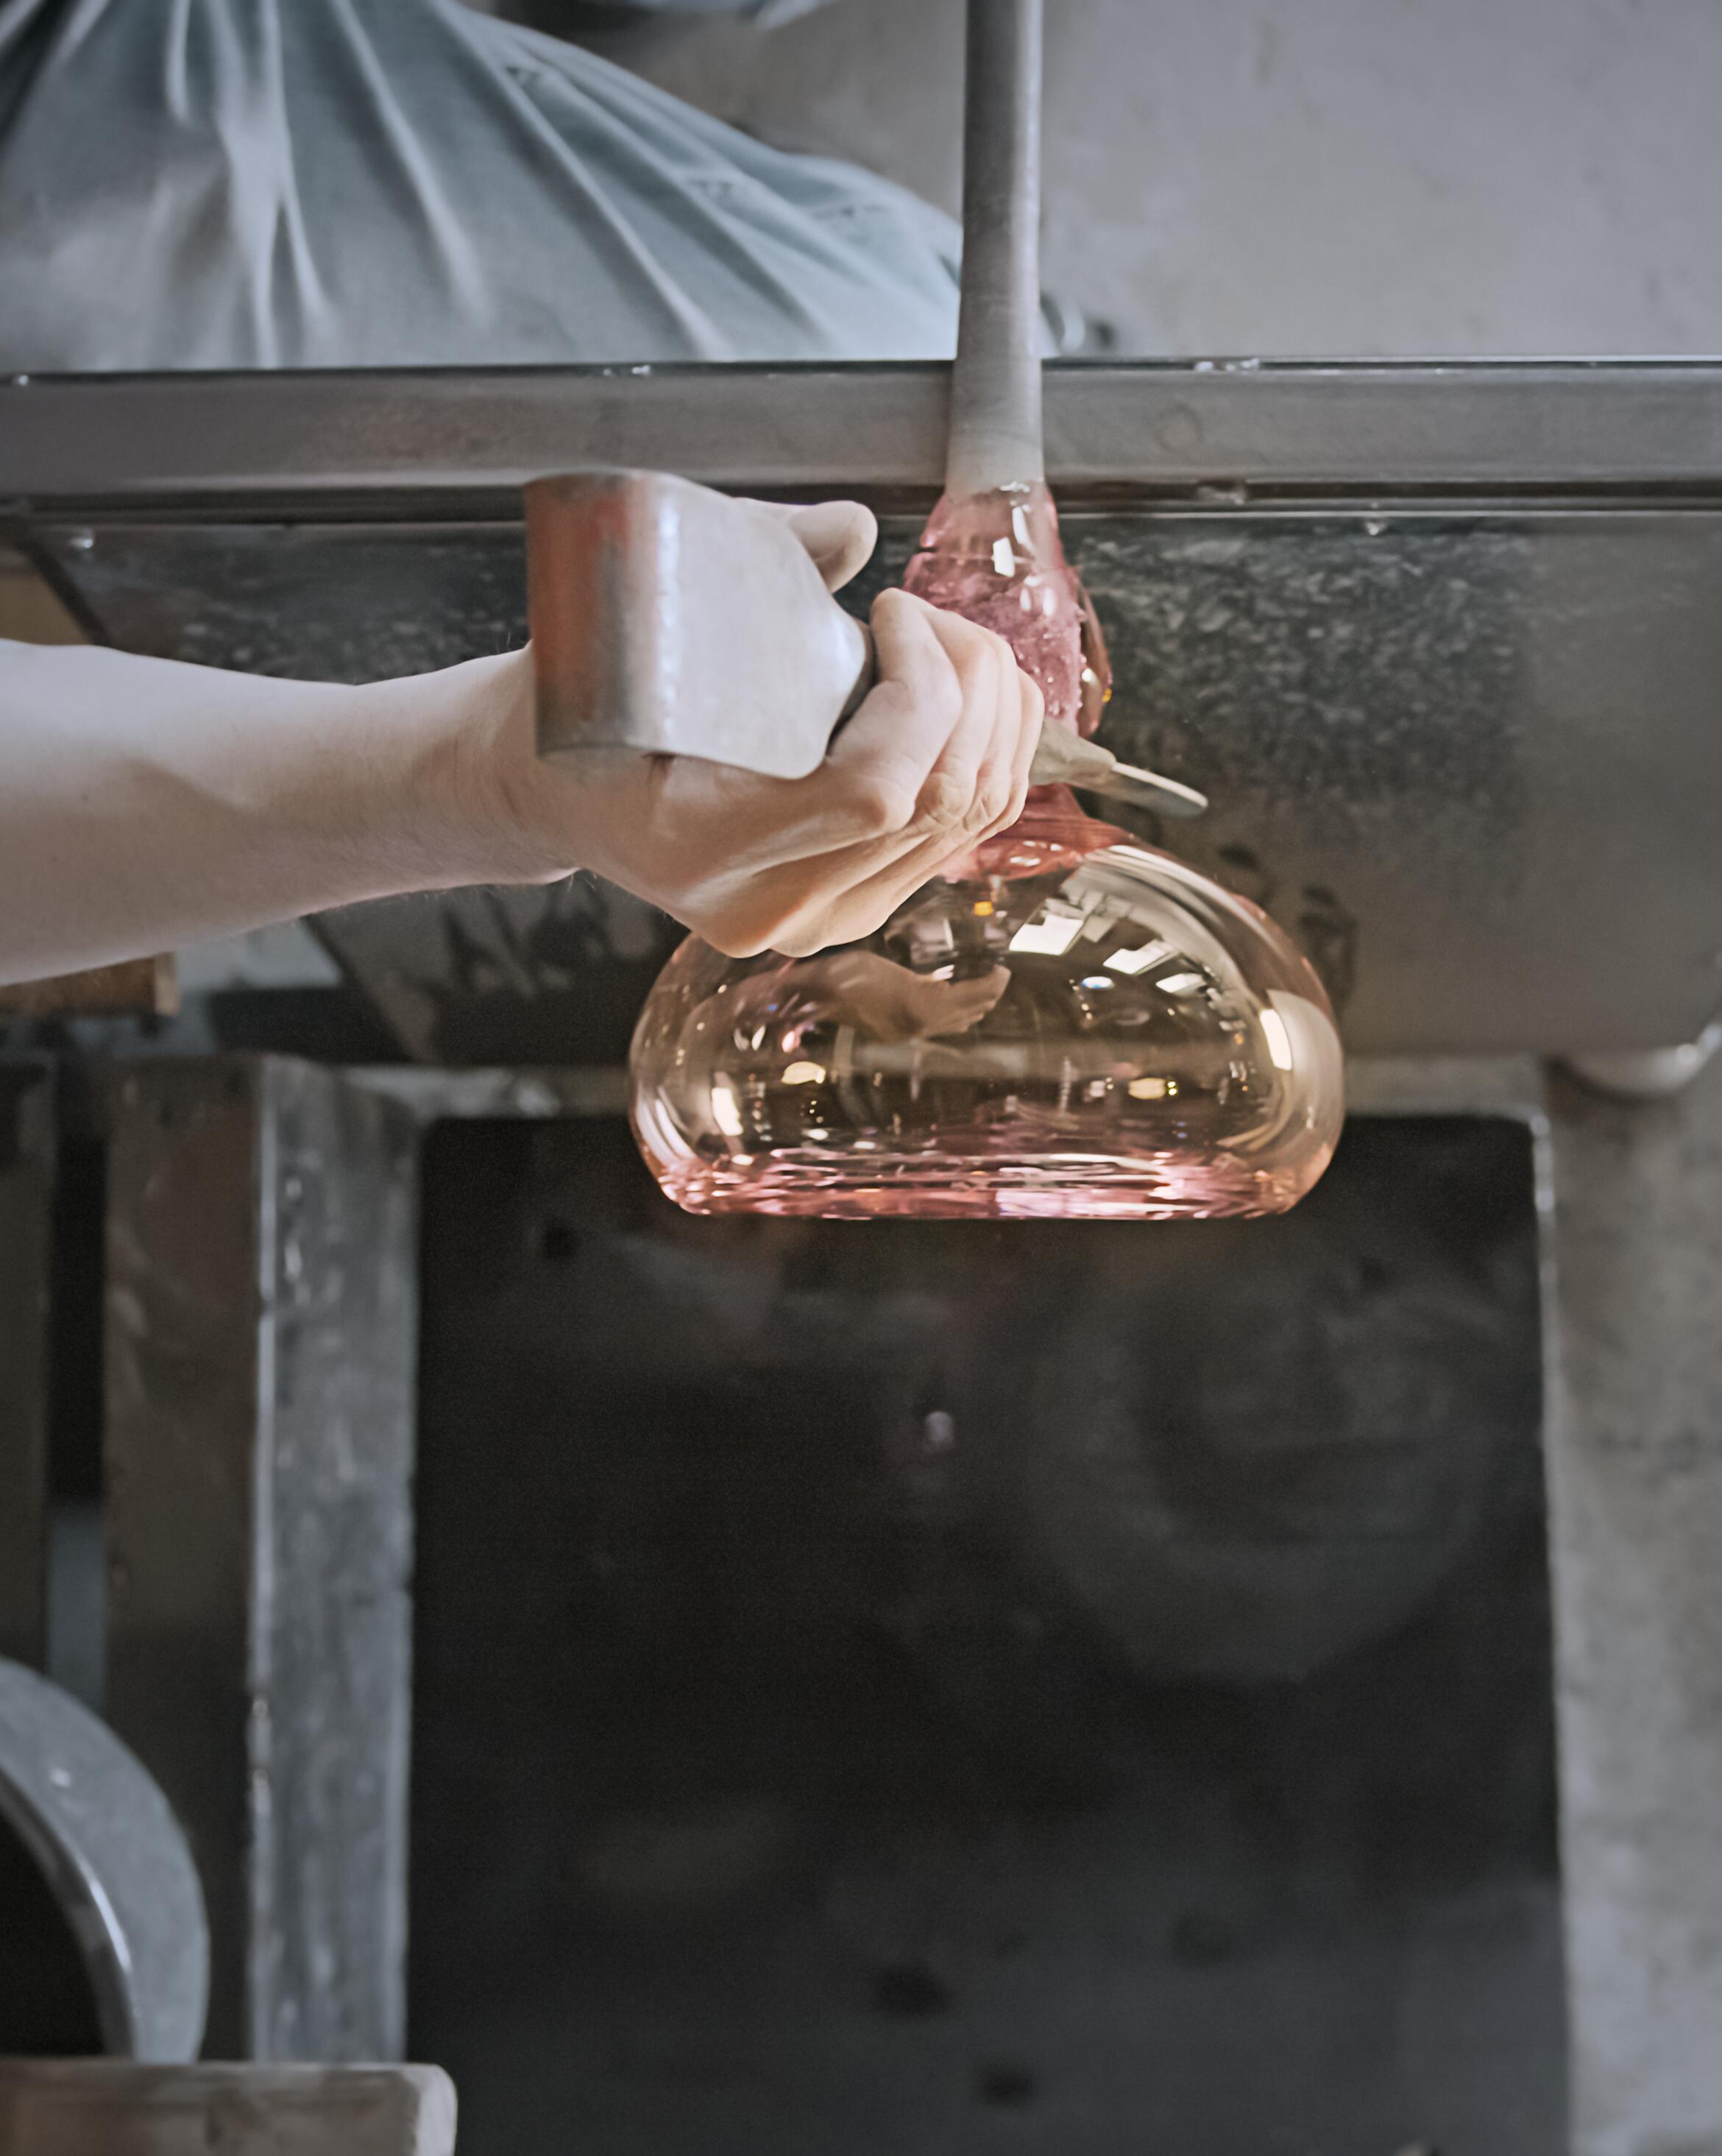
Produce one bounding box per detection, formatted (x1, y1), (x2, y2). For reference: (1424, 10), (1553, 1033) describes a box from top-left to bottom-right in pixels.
(745, 498), (879, 592)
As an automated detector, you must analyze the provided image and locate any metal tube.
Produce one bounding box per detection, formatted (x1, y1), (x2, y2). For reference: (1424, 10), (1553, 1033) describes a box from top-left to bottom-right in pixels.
(946, 0), (1046, 495)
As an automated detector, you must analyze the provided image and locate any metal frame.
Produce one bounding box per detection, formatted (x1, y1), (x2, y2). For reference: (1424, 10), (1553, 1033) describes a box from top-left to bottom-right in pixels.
(27, 1033), (1722, 2151)
(102, 1058), (419, 2063)
(7, 361), (1722, 516)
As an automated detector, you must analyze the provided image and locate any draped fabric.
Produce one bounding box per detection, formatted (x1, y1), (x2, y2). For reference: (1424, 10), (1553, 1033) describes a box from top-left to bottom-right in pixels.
(0, 0), (960, 368)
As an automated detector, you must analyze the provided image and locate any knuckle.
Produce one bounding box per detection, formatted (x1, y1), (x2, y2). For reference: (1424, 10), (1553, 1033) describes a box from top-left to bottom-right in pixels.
(925, 662), (964, 730)
(972, 773), (1015, 830)
(854, 771), (915, 835)
(963, 790), (1005, 839)
(917, 768), (973, 833)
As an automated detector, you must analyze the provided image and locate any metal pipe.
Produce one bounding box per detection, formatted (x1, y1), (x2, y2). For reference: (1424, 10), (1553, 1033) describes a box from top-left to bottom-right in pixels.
(946, 0), (1046, 495)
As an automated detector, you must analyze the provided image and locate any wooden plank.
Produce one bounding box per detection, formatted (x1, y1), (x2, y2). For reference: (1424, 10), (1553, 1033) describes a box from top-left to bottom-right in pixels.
(0, 955), (179, 1019)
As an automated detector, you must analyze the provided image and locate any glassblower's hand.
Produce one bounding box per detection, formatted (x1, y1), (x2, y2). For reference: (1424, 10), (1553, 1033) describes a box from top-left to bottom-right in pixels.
(471, 500), (1045, 958)
(0, 502), (1041, 985)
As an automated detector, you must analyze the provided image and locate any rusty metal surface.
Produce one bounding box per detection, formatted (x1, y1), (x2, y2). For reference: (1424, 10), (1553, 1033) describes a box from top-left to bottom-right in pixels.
(408, 1109), (1560, 2156)
(103, 1058), (418, 2062)
(23, 502), (1722, 1060)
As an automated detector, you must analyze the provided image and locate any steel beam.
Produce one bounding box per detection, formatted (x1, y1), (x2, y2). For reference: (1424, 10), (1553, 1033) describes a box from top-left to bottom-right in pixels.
(102, 1058), (418, 2062)
(7, 361), (1722, 515)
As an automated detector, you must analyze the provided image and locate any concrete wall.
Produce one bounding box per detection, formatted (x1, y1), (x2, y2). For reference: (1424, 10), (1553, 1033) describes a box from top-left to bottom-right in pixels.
(629, 0), (1722, 358)
(1548, 1060), (1722, 2156)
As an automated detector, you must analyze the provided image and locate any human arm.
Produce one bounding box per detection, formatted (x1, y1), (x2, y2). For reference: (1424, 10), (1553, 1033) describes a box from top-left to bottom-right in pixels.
(0, 506), (1042, 983)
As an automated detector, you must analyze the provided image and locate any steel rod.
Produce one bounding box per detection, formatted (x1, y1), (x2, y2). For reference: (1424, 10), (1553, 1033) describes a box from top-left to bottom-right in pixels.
(946, 0), (1046, 495)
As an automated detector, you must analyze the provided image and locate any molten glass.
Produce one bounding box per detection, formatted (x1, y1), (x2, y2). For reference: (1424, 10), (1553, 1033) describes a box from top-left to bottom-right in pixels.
(628, 486), (1344, 1220)
(904, 481), (1105, 735)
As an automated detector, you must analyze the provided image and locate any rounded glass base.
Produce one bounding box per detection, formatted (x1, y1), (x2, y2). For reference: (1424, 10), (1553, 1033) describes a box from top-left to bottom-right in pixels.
(647, 1148), (1317, 1221)
(631, 835), (1344, 1223)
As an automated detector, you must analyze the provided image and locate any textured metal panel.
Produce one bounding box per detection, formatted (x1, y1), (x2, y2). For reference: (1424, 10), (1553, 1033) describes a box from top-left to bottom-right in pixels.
(28, 506), (1722, 1060)
(103, 1058), (418, 2062)
(410, 1111), (1560, 2156)
(0, 1062), (54, 1672)
(900, 508), (1722, 1057)
(7, 361), (1722, 510)
(1546, 1056), (1722, 2156)
(24, 523), (530, 683)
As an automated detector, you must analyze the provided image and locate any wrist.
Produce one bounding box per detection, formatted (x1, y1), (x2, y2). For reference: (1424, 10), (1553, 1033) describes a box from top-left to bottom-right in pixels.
(366, 646), (575, 891)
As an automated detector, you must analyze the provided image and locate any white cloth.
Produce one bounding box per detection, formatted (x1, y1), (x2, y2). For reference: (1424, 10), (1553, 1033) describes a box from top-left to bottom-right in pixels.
(542, 0), (836, 17)
(0, 0), (960, 368)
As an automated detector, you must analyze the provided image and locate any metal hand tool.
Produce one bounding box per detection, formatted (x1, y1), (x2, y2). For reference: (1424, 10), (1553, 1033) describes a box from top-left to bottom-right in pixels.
(526, 467), (1206, 819)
